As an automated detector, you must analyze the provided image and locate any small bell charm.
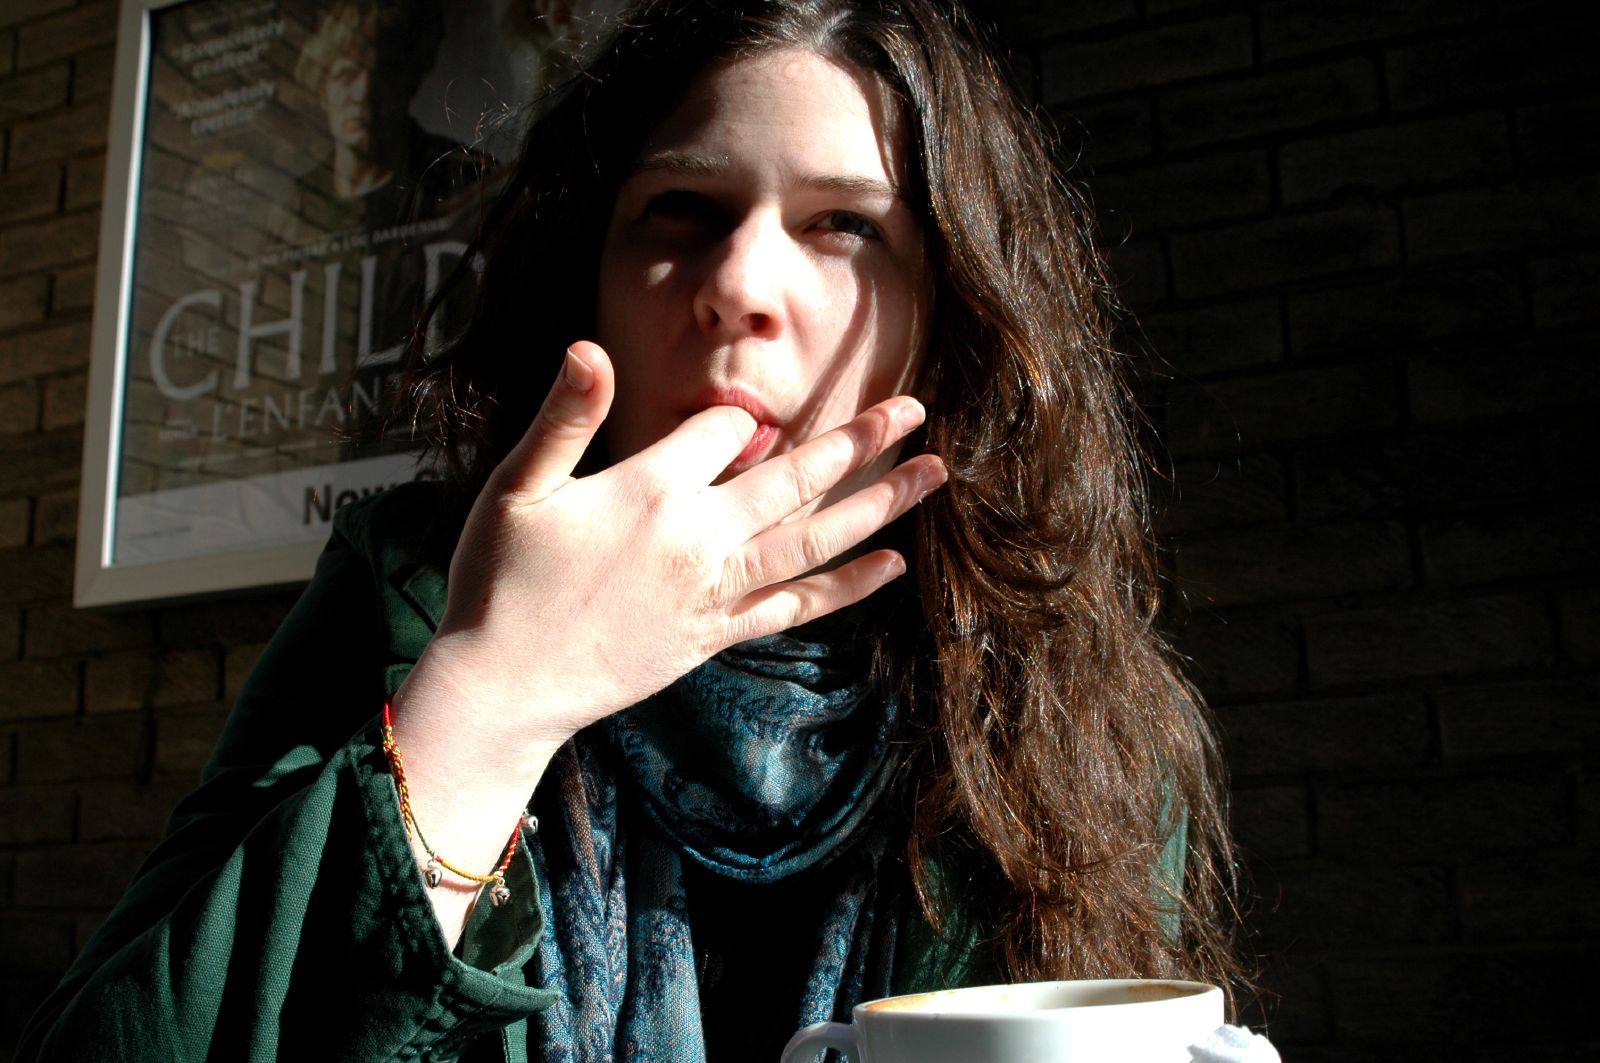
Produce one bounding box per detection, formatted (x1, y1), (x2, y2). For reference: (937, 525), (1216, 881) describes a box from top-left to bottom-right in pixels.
(490, 882), (511, 907)
(424, 858), (443, 889)
(523, 812), (539, 834)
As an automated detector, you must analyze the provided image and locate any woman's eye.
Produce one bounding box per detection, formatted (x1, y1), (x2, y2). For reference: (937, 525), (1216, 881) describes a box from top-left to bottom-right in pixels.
(818, 211), (882, 240)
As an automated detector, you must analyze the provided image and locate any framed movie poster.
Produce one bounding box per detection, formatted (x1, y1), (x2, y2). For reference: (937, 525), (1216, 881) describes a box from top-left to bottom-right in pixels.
(76, 0), (623, 607)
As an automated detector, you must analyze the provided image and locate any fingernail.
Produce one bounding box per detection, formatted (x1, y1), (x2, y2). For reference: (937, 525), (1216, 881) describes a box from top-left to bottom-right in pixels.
(898, 398), (926, 430)
(918, 461), (948, 498)
(563, 347), (594, 393)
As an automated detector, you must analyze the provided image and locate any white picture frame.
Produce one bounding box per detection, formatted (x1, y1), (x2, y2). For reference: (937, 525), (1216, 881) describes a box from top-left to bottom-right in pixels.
(76, 0), (620, 606)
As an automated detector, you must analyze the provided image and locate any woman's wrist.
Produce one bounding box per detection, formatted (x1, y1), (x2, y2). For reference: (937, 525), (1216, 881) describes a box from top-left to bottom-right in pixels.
(385, 653), (565, 945)
(394, 633), (575, 776)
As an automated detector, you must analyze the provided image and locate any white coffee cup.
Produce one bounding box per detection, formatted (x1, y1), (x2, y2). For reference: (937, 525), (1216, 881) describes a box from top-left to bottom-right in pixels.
(780, 978), (1223, 1063)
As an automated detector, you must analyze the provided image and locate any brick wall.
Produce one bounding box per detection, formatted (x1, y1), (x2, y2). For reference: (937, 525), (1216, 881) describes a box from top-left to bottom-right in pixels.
(974, 0), (1595, 1057)
(0, 4), (305, 1047)
(1, 0), (1594, 1058)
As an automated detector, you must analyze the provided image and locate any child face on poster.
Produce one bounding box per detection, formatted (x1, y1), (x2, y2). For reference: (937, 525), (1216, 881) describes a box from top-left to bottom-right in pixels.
(321, 41), (375, 152)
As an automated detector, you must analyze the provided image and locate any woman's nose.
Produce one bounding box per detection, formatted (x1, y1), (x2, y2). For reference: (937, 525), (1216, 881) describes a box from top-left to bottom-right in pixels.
(692, 216), (787, 341)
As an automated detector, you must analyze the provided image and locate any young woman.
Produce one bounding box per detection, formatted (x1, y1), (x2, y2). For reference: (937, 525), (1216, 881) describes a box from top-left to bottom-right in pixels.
(22, 1), (1240, 1059)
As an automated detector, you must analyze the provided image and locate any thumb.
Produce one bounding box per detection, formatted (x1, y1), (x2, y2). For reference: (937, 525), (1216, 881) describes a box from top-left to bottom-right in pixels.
(494, 341), (615, 501)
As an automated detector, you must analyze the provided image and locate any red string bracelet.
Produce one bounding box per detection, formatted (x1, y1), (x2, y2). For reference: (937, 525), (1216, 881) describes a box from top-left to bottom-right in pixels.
(382, 701), (522, 907)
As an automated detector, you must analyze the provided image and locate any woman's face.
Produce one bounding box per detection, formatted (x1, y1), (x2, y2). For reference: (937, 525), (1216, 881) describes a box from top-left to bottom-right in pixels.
(596, 49), (931, 506)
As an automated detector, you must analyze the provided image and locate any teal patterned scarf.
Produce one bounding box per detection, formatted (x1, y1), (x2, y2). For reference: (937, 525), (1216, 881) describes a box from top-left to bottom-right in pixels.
(527, 632), (905, 1061)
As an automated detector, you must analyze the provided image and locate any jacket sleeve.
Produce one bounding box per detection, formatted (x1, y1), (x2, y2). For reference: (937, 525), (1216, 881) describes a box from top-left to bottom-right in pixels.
(17, 508), (554, 1062)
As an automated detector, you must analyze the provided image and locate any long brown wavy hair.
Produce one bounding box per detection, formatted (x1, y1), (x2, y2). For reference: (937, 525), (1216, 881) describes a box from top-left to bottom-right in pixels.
(406, 0), (1242, 999)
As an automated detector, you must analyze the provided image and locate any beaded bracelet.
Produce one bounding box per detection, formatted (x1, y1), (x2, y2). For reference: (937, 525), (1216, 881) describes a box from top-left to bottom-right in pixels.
(381, 701), (533, 907)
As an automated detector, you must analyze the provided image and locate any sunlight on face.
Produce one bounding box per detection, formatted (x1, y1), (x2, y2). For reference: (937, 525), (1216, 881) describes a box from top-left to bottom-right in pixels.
(596, 49), (931, 503)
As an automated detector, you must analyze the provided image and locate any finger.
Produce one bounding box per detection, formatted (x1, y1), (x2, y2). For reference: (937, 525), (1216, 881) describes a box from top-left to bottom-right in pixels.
(715, 397), (926, 542)
(634, 404), (759, 488)
(492, 341), (615, 501)
(724, 549), (909, 643)
(725, 454), (945, 594)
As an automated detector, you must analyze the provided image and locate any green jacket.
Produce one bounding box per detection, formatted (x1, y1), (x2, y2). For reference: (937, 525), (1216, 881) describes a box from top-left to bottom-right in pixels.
(18, 484), (993, 1062)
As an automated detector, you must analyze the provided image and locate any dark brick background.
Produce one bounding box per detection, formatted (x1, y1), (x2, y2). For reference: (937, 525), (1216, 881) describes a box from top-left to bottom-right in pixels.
(1, 1), (1594, 1058)
(981, 0), (1594, 1057)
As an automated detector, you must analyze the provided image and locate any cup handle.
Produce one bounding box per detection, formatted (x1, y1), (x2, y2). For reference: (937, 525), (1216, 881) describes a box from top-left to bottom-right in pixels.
(780, 1021), (860, 1063)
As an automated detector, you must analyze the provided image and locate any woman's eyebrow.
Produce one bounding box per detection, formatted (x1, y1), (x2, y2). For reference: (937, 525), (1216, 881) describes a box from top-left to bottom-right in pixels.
(632, 149), (728, 178)
(804, 173), (903, 201)
(630, 150), (903, 201)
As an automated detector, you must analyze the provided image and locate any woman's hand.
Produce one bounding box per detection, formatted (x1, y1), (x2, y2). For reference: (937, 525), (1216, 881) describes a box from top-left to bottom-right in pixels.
(413, 339), (943, 759)
(387, 341), (943, 942)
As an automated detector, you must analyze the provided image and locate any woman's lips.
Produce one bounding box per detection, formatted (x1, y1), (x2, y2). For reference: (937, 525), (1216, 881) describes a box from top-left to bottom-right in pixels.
(730, 422), (780, 470)
(693, 386), (782, 472)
